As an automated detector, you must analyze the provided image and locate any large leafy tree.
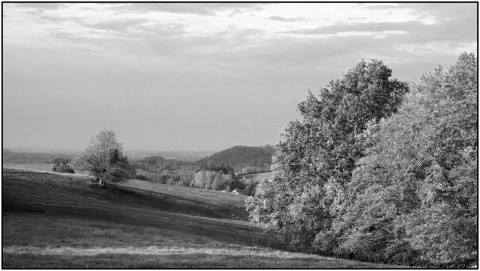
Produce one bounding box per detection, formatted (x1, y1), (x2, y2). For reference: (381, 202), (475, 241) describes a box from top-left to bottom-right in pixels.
(247, 59), (409, 250)
(336, 53), (477, 267)
(75, 129), (133, 187)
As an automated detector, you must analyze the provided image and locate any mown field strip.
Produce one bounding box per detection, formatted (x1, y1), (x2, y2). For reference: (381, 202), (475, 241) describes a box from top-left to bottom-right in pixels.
(2, 245), (322, 260)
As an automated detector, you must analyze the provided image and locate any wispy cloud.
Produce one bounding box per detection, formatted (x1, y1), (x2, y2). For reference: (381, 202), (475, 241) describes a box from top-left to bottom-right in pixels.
(268, 16), (306, 22)
(112, 3), (266, 15)
(81, 18), (150, 32)
(12, 2), (68, 10)
(5, 3), (475, 54)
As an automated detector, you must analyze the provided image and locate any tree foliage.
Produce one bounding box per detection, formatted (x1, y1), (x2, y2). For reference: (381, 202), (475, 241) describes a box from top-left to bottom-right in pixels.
(75, 129), (134, 186)
(247, 58), (409, 252)
(333, 53), (477, 267)
(192, 170), (234, 190)
(246, 55), (479, 267)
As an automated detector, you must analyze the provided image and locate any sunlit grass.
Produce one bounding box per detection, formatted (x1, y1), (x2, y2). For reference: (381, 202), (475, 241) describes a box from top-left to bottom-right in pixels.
(3, 163), (91, 178)
(4, 245), (323, 259)
(3, 162), (54, 172)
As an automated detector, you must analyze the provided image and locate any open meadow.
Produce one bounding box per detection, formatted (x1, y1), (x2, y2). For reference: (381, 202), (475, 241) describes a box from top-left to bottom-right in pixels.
(2, 167), (402, 268)
(3, 162), (55, 172)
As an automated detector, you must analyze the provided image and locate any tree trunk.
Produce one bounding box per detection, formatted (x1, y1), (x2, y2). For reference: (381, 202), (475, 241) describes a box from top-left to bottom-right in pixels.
(99, 177), (105, 188)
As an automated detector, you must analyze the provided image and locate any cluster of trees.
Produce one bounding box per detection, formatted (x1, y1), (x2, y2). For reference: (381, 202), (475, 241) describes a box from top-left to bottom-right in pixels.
(199, 162), (235, 176)
(196, 145), (274, 173)
(246, 53), (477, 267)
(192, 170), (232, 190)
(134, 167), (251, 194)
(136, 168), (194, 186)
(191, 170), (257, 194)
(130, 155), (193, 186)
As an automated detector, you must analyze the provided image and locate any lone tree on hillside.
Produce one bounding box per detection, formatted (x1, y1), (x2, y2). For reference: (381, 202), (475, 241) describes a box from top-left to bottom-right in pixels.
(75, 129), (133, 187)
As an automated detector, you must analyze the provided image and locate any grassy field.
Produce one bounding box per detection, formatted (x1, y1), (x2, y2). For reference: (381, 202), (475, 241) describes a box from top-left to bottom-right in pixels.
(3, 162), (55, 172)
(2, 167), (402, 268)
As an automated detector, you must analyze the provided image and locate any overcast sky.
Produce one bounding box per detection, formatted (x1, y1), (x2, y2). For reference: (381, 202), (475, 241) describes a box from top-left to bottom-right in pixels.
(3, 3), (477, 152)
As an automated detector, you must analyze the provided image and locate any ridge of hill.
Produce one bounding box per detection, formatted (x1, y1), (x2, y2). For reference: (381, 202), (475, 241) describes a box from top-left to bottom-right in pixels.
(131, 156), (194, 173)
(195, 145), (275, 173)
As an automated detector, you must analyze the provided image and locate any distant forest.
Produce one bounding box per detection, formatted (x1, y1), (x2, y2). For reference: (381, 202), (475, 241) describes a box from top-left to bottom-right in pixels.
(131, 145), (274, 174)
(196, 145), (275, 173)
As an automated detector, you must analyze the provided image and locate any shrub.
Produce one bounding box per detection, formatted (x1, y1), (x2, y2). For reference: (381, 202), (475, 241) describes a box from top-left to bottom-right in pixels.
(107, 168), (131, 183)
(134, 174), (148, 181)
(167, 177), (177, 186)
(212, 173), (226, 190)
(52, 163), (75, 174)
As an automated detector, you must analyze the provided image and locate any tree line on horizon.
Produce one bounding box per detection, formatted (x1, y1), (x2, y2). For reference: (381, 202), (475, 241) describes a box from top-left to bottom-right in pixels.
(246, 53), (477, 268)
(57, 139), (272, 195)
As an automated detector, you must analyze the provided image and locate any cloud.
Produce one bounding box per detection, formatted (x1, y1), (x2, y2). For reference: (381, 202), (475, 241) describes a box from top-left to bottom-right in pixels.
(81, 18), (150, 32)
(401, 2), (476, 20)
(113, 3), (265, 15)
(283, 14), (476, 44)
(12, 3), (68, 10)
(269, 16), (306, 22)
(356, 3), (400, 10)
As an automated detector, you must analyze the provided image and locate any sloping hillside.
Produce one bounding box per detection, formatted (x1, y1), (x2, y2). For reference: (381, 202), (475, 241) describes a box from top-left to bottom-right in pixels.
(2, 168), (401, 268)
(196, 145), (275, 173)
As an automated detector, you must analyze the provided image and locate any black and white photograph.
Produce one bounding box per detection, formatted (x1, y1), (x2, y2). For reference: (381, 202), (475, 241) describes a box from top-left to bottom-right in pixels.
(2, 2), (478, 268)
